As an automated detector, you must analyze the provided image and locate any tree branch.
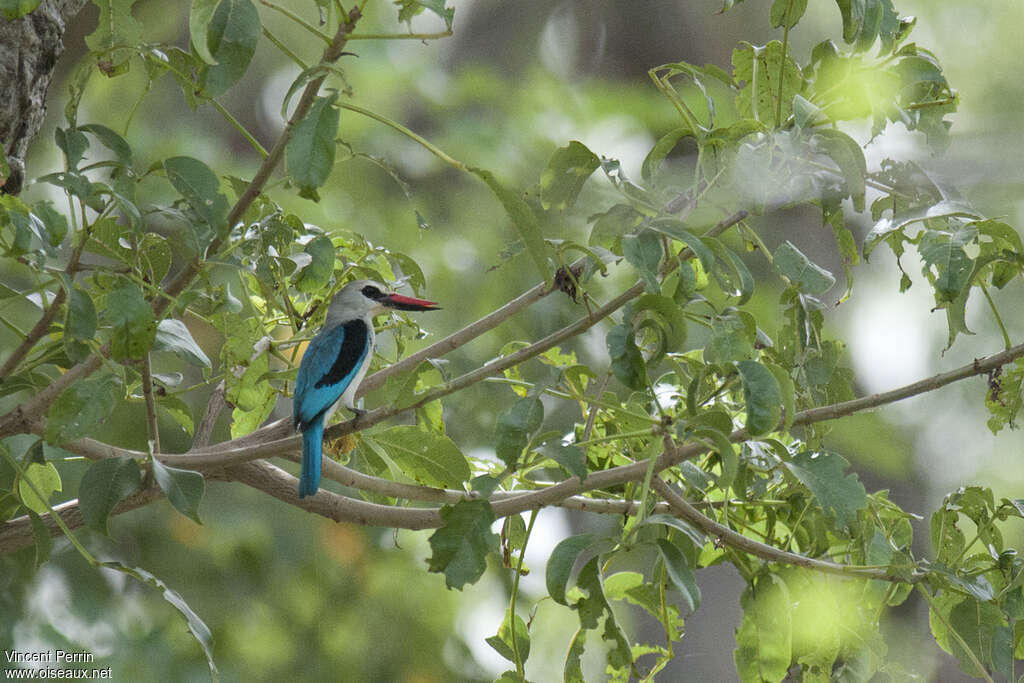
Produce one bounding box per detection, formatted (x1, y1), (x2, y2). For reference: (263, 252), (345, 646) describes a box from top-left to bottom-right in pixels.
(190, 380), (227, 451)
(650, 477), (920, 581)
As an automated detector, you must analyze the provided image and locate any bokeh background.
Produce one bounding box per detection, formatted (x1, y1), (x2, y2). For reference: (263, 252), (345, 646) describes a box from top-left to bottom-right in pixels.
(3, 1), (1024, 680)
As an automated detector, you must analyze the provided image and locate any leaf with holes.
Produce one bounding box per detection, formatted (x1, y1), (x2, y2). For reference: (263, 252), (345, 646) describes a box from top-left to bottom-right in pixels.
(427, 500), (499, 589)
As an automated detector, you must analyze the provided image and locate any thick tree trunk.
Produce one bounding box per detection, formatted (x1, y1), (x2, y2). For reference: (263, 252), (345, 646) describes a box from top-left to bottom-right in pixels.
(0, 0), (88, 194)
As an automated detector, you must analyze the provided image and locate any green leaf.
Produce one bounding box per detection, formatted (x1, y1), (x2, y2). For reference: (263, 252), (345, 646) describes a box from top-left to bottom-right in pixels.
(198, 0), (261, 97)
(471, 167), (552, 285)
(835, 0), (900, 51)
(18, 462), (62, 514)
(159, 394), (195, 436)
(78, 124), (133, 166)
(766, 362), (795, 431)
(918, 228), (974, 303)
(774, 241), (836, 295)
(563, 629), (587, 683)
(732, 40), (803, 125)
(641, 514), (707, 548)
(542, 442), (588, 481)
(572, 557), (633, 670)
(292, 234), (335, 293)
(28, 511), (51, 568)
(99, 561), (217, 676)
(395, 0), (454, 29)
(373, 425), (471, 488)
(812, 129), (867, 212)
(705, 237), (755, 304)
(539, 141), (600, 211)
(163, 156), (229, 233)
(945, 598), (1009, 679)
(656, 538), (701, 612)
(704, 311), (756, 363)
(784, 451), (867, 530)
(427, 499), (499, 589)
(189, 0), (220, 65)
(622, 230), (663, 292)
(0, 0), (41, 20)
(647, 218), (715, 272)
(769, 0), (808, 28)
(84, 0), (142, 60)
(736, 360), (782, 436)
(154, 319), (211, 368)
(642, 127), (693, 183)
(691, 426), (738, 489)
(151, 457), (205, 524)
(546, 533), (598, 605)
(631, 293), (688, 358)
(734, 574), (792, 683)
(588, 204), (643, 250)
(33, 201), (69, 248)
(55, 128), (90, 172)
(104, 280), (157, 361)
(485, 610), (531, 664)
(606, 322), (647, 390)
(494, 397), (544, 468)
(286, 93), (340, 201)
(66, 286), (97, 341)
(78, 457), (142, 534)
(863, 200), (980, 259)
(45, 375), (120, 444)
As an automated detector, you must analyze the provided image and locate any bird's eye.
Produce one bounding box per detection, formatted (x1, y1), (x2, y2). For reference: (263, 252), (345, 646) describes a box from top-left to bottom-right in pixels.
(361, 285), (384, 300)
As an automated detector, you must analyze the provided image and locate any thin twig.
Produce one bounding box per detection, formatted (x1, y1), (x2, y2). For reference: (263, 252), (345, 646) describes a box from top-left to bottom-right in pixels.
(141, 353), (160, 453)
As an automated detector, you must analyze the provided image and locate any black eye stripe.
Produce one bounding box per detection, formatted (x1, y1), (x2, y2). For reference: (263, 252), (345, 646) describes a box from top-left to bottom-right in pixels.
(361, 285), (385, 300)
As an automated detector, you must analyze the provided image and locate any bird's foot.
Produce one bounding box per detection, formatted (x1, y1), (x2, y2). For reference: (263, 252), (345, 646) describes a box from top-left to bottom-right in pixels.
(349, 406), (367, 424)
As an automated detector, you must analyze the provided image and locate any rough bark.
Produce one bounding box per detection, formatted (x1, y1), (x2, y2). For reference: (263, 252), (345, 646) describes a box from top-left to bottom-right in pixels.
(0, 0), (88, 194)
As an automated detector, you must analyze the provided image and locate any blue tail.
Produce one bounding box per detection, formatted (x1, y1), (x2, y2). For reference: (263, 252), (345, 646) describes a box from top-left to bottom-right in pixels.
(299, 420), (324, 498)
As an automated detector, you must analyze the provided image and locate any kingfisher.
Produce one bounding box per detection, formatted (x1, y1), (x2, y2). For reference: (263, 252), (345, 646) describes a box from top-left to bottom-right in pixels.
(292, 279), (440, 498)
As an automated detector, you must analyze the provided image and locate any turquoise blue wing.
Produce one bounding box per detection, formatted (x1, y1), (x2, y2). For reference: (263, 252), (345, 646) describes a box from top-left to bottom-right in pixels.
(293, 319), (370, 429)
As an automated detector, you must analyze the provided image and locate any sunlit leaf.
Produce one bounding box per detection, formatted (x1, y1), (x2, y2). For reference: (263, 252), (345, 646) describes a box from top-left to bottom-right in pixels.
(373, 425), (471, 488)
(734, 574), (792, 683)
(0, 0), (41, 20)
(18, 462), (62, 514)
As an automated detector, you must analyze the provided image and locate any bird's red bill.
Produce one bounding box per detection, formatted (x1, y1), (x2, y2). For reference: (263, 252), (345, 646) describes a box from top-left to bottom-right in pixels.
(383, 293), (441, 311)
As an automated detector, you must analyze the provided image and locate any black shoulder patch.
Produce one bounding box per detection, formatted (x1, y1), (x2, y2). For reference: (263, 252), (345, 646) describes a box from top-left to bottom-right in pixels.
(315, 318), (370, 388)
